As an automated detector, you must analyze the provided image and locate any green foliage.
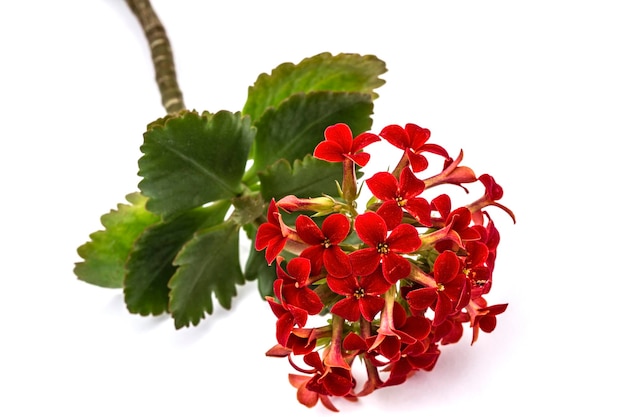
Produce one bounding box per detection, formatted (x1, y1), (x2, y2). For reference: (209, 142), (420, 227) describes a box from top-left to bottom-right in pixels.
(138, 110), (255, 218)
(168, 221), (244, 329)
(74, 193), (160, 288)
(124, 201), (231, 316)
(258, 155), (344, 201)
(243, 52), (386, 123)
(75, 52), (386, 329)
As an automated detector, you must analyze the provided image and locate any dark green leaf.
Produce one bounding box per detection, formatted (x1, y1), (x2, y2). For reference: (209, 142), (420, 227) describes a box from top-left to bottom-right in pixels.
(168, 220), (244, 329)
(74, 193), (160, 288)
(258, 155), (345, 201)
(138, 110), (255, 217)
(250, 91), (373, 175)
(243, 52), (386, 123)
(124, 200), (231, 316)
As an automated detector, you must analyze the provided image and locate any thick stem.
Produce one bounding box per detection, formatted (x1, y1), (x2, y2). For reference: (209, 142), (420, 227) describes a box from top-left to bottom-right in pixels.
(126, 0), (185, 114)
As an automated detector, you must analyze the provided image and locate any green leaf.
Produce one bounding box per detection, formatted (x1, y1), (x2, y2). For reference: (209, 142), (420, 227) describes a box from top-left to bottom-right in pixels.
(74, 193), (160, 288)
(123, 200), (231, 316)
(168, 220), (244, 329)
(138, 110), (255, 217)
(258, 155), (344, 201)
(250, 91), (373, 175)
(243, 52), (386, 123)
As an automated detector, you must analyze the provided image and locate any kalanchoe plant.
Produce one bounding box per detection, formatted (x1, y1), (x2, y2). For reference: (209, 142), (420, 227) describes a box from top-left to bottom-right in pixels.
(74, 0), (514, 412)
(257, 122), (514, 410)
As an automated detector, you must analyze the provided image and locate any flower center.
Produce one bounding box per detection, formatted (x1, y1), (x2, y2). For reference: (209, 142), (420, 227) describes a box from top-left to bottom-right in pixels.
(376, 242), (389, 254)
(322, 238), (332, 249)
(353, 288), (365, 299)
(395, 196), (406, 207)
(436, 283), (445, 292)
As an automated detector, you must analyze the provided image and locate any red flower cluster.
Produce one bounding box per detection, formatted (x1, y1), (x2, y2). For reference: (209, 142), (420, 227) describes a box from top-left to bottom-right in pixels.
(255, 123), (515, 411)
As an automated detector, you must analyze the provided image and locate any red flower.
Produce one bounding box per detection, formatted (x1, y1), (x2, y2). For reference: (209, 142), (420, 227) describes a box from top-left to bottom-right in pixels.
(349, 212), (421, 284)
(301, 351), (355, 397)
(327, 266), (391, 322)
(288, 374), (341, 412)
(467, 297), (509, 344)
(368, 300), (431, 362)
(266, 297), (308, 347)
(296, 213), (351, 277)
(275, 257), (324, 316)
(432, 314), (467, 345)
(469, 298), (508, 345)
(478, 217), (501, 274)
(467, 174), (516, 226)
(266, 327), (326, 357)
(313, 123), (380, 167)
(255, 199), (286, 264)
(366, 167), (432, 228)
(379, 123), (450, 172)
(382, 341), (440, 387)
(463, 240), (493, 298)
(406, 250), (469, 326)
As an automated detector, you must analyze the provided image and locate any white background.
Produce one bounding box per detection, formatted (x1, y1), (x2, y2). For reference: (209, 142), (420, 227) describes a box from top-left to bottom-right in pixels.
(1, 1), (624, 415)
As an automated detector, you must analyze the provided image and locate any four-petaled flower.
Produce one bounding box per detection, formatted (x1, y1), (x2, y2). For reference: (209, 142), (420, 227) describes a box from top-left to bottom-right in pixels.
(296, 213), (351, 277)
(350, 212), (422, 284)
(255, 199), (299, 264)
(313, 123), (380, 167)
(275, 257), (324, 316)
(366, 166), (433, 228)
(469, 298), (508, 345)
(301, 351), (355, 398)
(406, 250), (469, 326)
(379, 123), (450, 172)
(327, 266), (391, 322)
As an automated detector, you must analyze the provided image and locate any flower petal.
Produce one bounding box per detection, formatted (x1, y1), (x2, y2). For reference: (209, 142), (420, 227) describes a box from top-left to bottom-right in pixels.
(295, 215), (324, 244)
(405, 123), (431, 149)
(361, 267), (391, 295)
(399, 167), (425, 197)
(376, 201), (403, 230)
(324, 123), (353, 149)
(352, 132), (380, 152)
(327, 274), (358, 296)
(322, 213), (350, 243)
(380, 124), (409, 149)
(354, 212), (387, 246)
(406, 287), (438, 310)
(347, 152), (370, 167)
(313, 140), (345, 163)
(331, 297), (361, 322)
(359, 295), (385, 322)
(407, 151), (428, 172)
(381, 252), (411, 283)
(404, 197), (432, 227)
(433, 250), (460, 284)
(349, 248), (380, 276)
(387, 224), (421, 253)
(323, 246), (352, 278)
(366, 171), (399, 201)
(287, 257), (312, 286)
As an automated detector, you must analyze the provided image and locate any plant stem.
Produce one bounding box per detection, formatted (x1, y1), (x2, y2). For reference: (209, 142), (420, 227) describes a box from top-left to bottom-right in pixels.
(126, 0), (185, 114)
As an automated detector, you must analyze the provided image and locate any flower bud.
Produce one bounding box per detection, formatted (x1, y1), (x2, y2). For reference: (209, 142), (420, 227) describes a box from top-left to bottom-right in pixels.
(276, 195), (339, 216)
